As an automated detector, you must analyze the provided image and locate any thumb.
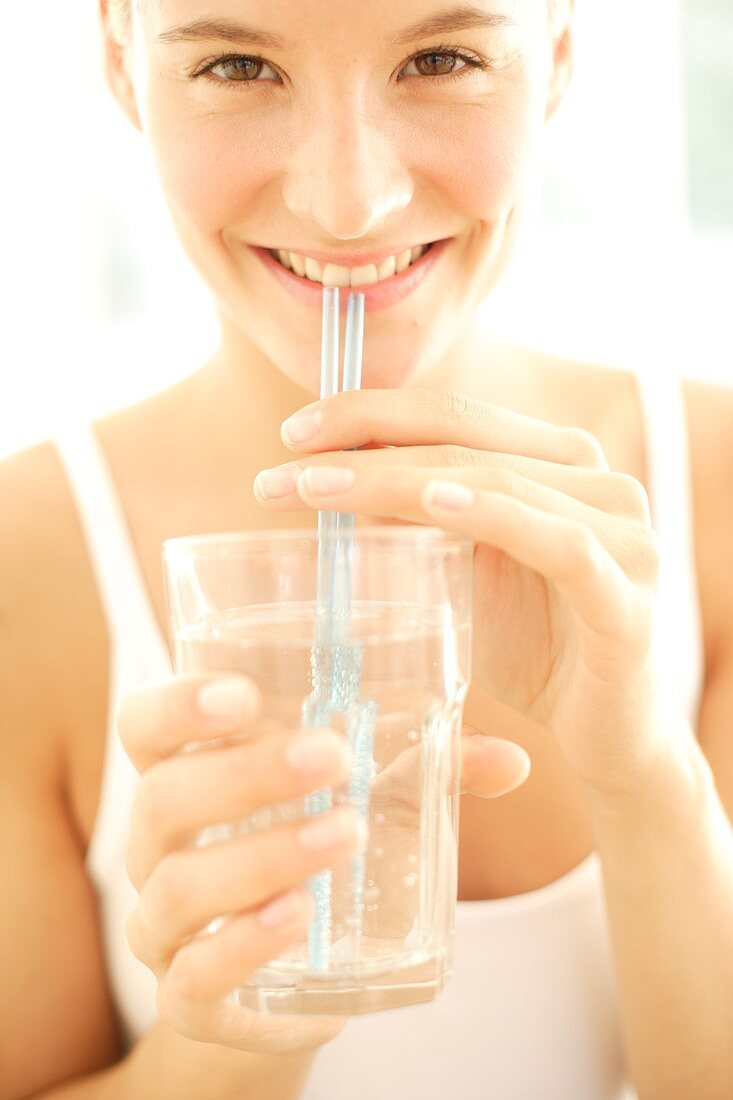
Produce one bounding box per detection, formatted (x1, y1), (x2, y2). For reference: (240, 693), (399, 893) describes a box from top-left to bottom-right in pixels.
(460, 726), (531, 798)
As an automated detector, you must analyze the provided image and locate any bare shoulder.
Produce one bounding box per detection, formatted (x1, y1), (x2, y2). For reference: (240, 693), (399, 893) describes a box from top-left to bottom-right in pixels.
(502, 344), (646, 478)
(0, 438), (108, 835)
(682, 379), (733, 658)
(681, 379), (733, 796)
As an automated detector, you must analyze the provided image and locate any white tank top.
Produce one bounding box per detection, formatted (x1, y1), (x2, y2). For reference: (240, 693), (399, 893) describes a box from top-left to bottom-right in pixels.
(53, 369), (703, 1100)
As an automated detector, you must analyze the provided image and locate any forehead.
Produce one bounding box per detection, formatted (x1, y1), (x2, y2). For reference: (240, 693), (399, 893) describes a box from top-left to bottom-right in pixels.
(143, 0), (532, 45)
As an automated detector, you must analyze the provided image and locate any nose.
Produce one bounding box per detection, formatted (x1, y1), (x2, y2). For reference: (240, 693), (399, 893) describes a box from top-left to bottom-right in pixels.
(281, 99), (414, 241)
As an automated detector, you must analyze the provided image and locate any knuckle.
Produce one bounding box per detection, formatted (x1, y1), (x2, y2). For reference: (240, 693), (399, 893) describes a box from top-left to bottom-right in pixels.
(155, 980), (200, 1040)
(630, 528), (662, 584)
(613, 473), (651, 521)
(621, 592), (656, 653)
(125, 842), (145, 893)
(132, 764), (171, 844)
(225, 742), (257, 784)
(566, 428), (607, 468)
(440, 388), (470, 424)
(114, 693), (137, 754)
(436, 442), (473, 468)
(236, 836), (271, 894)
(148, 851), (188, 933)
(125, 910), (145, 963)
(115, 678), (165, 746)
(566, 524), (599, 572)
(125, 906), (163, 976)
(484, 466), (526, 498)
(166, 948), (206, 1004)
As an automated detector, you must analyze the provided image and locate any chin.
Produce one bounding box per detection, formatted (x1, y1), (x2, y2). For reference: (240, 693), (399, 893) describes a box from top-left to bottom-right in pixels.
(332, 342), (432, 392)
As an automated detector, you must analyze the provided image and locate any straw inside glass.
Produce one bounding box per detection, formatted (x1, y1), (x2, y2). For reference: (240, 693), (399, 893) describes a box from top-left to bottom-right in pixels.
(303, 287), (370, 972)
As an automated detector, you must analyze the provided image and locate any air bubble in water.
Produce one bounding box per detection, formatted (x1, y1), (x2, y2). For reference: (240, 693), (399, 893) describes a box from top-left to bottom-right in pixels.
(374, 812), (386, 825)
(406, 853), (418, 865)
(364, 885), (381, 902)
(407, 730), (419, 743)
(403, 873), (419, 889)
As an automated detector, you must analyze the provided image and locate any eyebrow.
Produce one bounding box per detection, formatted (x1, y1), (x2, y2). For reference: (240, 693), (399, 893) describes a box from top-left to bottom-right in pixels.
(393, 6), (518, 46)
(156, 6), (516, 50)
(155, 18), (287, 50)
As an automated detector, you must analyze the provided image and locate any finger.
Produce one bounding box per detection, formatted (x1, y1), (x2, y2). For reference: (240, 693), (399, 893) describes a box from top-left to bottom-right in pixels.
(127, 728), (354, 890)
(286, 464), (649, 576)
(421, 482), (642, 643)
(255, 452), (648, 522)
(157, 888), (316, 1045)
(117, 673), (261, 774)
(365, 729), (531, 807)
(460, 733), (531, 797)
(279, 388), (609, 469)
(128, 806), (367, 974)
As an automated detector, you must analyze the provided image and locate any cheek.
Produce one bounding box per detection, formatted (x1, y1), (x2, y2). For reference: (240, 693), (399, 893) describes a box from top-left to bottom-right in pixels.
(417, 73), (547, 219)
(447, 116), (541, 219)
(147, 106), (276, 232)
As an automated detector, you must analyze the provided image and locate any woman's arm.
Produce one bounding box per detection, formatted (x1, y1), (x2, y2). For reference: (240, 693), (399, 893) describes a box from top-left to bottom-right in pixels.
(0, 444), (122, 1098)
(262, 380), (733, 1100)
(586, 720), (733, 1100)
(0, 727), (314, 1100)
(584, 380), (733, 1100)
(0, 444), (316, 1100)
(34, 1024), (316, 1100)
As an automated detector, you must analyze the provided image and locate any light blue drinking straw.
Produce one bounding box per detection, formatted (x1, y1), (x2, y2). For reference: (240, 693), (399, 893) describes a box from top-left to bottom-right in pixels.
(302, 287), (340, 972)
(302, 288), (376, 971)
(339, 295), (377, 923)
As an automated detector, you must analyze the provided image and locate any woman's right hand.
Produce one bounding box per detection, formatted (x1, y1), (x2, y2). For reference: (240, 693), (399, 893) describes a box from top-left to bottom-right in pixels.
(117, 673), (365, 1054)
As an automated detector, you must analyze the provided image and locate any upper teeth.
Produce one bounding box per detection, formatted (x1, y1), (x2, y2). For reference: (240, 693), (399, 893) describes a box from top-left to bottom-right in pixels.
(274, 245), (430, 286)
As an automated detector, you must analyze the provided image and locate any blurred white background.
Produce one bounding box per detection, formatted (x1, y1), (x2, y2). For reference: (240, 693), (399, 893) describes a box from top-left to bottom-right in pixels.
(2, 0), (731, 459)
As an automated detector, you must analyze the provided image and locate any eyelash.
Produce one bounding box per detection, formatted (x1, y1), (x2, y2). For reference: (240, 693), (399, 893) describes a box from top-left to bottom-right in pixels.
(192, 46), (491, 89)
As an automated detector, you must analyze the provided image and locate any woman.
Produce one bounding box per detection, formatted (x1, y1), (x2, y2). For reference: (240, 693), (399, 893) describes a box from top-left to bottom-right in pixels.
(2, 1), (732, 1097)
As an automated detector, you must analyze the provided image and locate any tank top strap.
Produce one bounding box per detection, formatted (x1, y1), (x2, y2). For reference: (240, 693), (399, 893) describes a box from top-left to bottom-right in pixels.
(54, 421), (172, 883)
(632, 367), (704, 726)
(633, 368), (691, 539)
(53, 421), (170, 670)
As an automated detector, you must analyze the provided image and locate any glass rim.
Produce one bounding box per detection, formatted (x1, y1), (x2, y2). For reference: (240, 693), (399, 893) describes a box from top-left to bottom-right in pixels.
(163, 524), (473, 558)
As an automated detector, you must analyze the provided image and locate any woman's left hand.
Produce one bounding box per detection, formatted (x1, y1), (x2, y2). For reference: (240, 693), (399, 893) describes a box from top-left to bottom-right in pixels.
(254, 388), (669, 798)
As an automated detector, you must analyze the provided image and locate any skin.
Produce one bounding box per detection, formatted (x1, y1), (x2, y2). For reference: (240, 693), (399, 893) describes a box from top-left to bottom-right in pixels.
(3, 0), (733, 1095)
(103, 0), (569, 1058)
(109, 0), (569, 398)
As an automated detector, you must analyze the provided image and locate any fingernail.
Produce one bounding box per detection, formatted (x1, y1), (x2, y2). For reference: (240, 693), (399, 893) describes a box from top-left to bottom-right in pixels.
(281, 410), (324, 446)
(197, 679), (257, 721)
(424, 480), (475, 511)
(258, 889), (306, 928)
(254, 464), (301, 500)
(299, 808), (367, 851)
(301, 467), (356, 496)
(285, 730), (350, 773)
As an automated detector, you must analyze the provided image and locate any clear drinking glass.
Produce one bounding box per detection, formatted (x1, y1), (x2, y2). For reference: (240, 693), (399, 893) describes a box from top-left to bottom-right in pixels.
(163, 525), (473, 1015)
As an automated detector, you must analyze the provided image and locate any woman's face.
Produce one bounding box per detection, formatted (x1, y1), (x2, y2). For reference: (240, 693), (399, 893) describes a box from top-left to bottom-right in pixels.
(114, 1), (569, 394)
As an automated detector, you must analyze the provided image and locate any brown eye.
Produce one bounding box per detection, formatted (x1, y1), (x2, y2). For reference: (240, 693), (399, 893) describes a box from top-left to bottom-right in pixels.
(210, 56), (268, 82)
(413, 52), (463, 77)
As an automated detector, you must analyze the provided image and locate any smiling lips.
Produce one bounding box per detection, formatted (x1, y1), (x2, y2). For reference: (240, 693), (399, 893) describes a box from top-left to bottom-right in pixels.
(252, 237), (451, 312)
(271, 243), (434, 287)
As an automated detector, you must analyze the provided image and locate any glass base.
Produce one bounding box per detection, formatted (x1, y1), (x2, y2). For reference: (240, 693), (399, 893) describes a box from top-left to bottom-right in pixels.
(233, 952), (449, 1016)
